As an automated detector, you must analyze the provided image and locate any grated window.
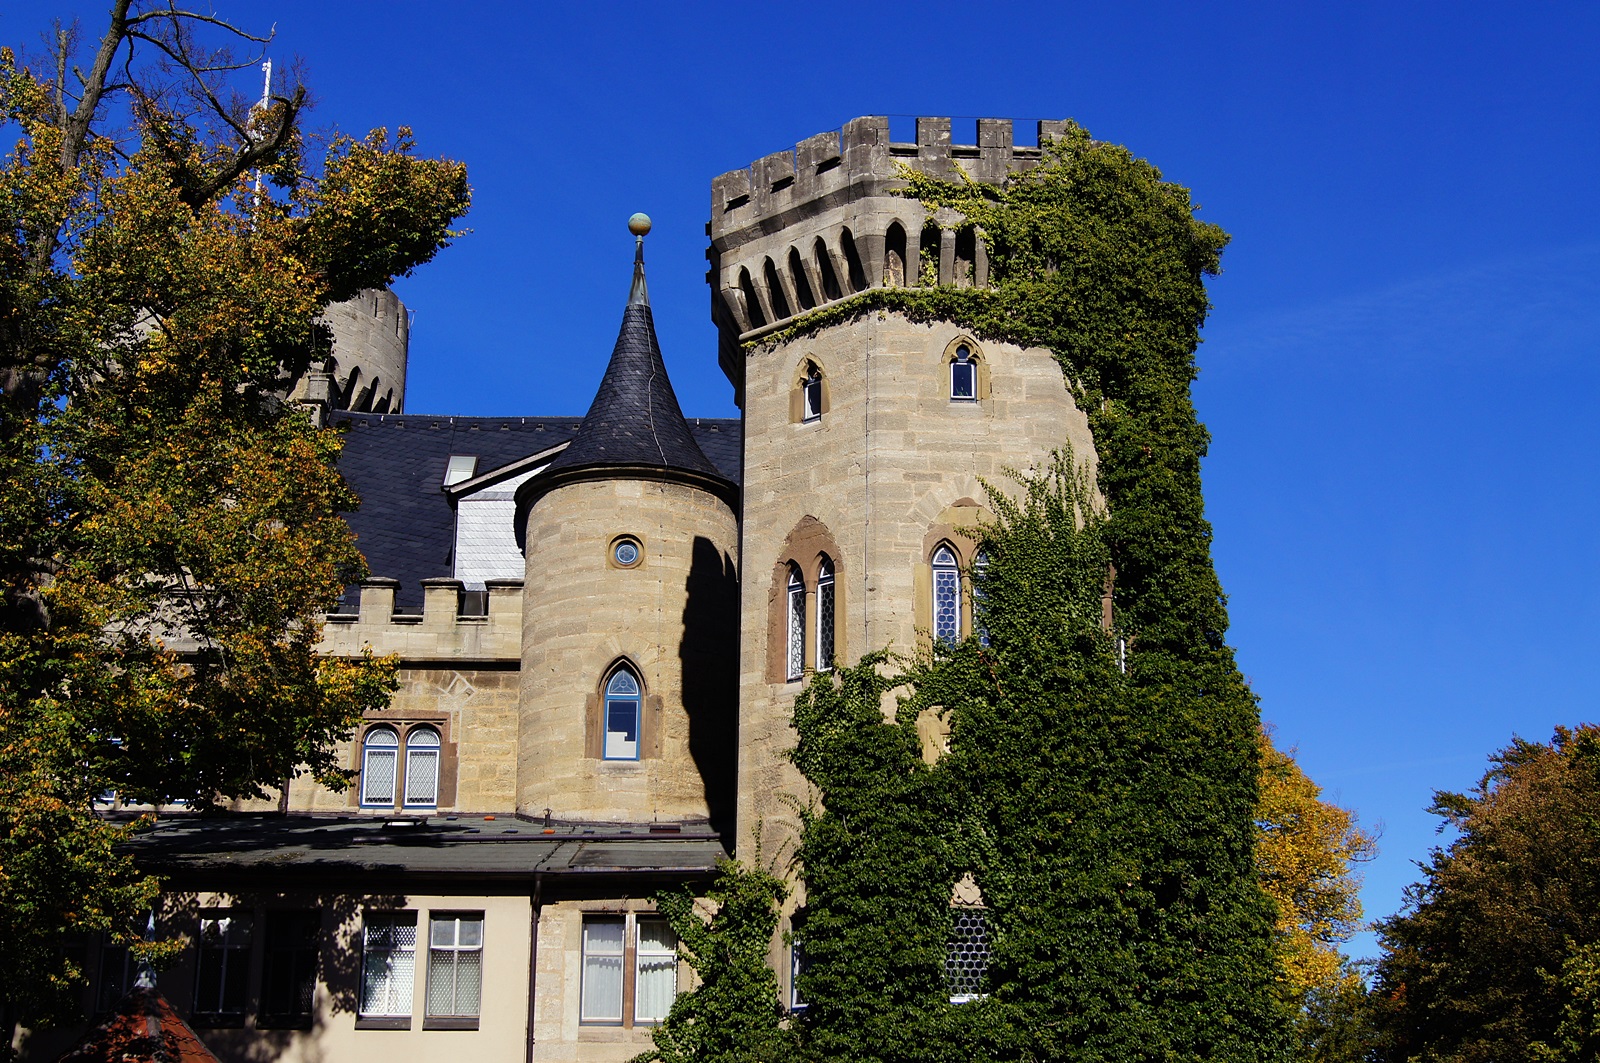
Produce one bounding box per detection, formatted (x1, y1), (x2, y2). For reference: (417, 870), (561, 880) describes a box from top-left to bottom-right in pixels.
(945, 909), (990, 1002)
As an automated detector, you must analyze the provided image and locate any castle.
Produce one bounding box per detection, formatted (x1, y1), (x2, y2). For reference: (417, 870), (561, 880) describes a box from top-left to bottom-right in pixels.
(32, 117), (1101, 1063)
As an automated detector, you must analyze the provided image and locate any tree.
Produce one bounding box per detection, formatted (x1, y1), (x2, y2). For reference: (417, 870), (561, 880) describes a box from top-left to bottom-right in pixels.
(0, 2), (469, 1034)
(1255, 727), (1377, 1000)
(1371, 725), (1600, 1062)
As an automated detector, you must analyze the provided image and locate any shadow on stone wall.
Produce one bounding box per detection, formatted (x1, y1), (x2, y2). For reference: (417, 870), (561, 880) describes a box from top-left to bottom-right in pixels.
(681, 536), (740, 844)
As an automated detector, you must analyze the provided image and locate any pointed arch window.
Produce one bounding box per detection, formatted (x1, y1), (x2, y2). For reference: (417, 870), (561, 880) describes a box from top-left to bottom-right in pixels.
(603, 669), (642, 760)
(786, 564), (806, 681)
(360, 727), (399, 807)
(404, 727), (441, 809)
(950, 345), (976, 401)
(973, 550), (991, 648)
(802, 367), (823, 422)
(816, 557), (835, 672)
(932, 545), (960, 645)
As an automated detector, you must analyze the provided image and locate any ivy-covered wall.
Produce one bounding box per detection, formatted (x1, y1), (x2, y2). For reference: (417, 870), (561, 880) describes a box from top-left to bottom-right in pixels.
(646, 123), (1290, 1063)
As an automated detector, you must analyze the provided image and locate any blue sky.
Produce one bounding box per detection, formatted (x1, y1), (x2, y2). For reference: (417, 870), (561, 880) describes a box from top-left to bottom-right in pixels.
(6, 1), (1597, 960)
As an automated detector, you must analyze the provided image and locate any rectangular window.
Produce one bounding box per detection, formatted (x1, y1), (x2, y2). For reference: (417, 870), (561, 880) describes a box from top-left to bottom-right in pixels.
(360, 914), (417, 1021)
(946, 908), (990, 1003)
(802, 376), (822, 421)
(789, 938), (808, 1012)
(580, 917), (625, 1024)
(260, 911), (319, 1028)
(194, 913), (253, 1021)
(787, 574), (806, 680)
(97, 939), (134, 1013)
(426, 913), (483, 1025)
(633, 918), (677, 1024)
(580, 914), (677, 1026)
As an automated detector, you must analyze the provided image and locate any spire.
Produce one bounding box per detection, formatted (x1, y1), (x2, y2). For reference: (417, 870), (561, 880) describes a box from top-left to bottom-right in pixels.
(532, 215), (732, 503)
(628, 212), (650, 306)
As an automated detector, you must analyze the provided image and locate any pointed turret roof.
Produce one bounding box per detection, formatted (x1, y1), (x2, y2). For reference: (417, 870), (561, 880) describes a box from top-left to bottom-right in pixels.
(515, 218), (737, 541)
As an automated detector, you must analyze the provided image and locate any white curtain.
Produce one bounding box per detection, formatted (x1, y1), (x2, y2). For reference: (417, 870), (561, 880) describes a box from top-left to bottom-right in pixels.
(581, 920), (624, 1022)
(634, 920), (678, 1022)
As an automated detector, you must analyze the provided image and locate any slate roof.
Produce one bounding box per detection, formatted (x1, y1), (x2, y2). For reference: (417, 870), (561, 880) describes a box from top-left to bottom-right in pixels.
(125, 814), (727, 887)
(543, 246), (731, 485)
(333, 412), (741, 608)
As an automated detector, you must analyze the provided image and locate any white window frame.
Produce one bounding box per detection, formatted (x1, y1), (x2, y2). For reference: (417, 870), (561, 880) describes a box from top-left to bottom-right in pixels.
(360, 727), (399, 808)
(603, 669), (642, 761)
(359, 913), (417, 1020)
(580, 914), (677, 1028)
(950, 344), (977, 401)
(403, 727), (441, 809)
(426, 912), (483, 1023)
(932, 544), (961, 645)
(802, 369), (823, 422)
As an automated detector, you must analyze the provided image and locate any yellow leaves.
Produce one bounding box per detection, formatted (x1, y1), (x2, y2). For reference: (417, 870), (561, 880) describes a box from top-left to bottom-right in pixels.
(1255, 726), (1378, 999)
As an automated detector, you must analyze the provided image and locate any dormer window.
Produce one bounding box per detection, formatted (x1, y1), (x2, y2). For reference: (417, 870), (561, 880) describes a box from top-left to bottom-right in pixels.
(950, 346), (976, 401)
(443, 455), (478, 486)
(802, 369), (823, 422)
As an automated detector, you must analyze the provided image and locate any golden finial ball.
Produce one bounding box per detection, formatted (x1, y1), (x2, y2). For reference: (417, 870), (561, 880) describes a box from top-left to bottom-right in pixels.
(628, 213), (652, 236)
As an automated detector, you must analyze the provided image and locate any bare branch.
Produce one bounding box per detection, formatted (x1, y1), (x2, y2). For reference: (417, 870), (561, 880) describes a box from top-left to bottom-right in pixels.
(124, 5), (275, 45)
(60, 0), (134, 169)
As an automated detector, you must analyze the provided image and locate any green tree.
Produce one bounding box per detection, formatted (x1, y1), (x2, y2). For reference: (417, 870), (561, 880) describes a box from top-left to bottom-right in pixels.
(0, 2), (468, 1035)
(1371, 726), (1600, 1062)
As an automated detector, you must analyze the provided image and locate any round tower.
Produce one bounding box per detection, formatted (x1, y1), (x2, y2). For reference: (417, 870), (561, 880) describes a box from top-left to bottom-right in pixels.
(514, 217), (740, 829)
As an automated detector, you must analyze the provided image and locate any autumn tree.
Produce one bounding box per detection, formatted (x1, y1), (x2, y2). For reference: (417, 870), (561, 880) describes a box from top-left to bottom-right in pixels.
(0, 1), (468, 1036)
(1256, 727), (1377, 999)
(1371, 725), (1600, 1062)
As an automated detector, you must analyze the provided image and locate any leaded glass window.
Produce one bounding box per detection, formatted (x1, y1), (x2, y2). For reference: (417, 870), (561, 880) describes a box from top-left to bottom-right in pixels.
(360, 727), (399, 807)
(634, 918), (677, 1023)
(816, 557), (835, 672)
(946, 908), (989, 1002)
(360, 915), (416, 1017)
(403, 727), (440, 808)
(786, 564), (806, 681)
(427, 913), (483, 1018)
(973, 550), (991, 648)
(933, 545), (960, 645)
(950, 345), (976, 400)
(604, 670), (641, 760)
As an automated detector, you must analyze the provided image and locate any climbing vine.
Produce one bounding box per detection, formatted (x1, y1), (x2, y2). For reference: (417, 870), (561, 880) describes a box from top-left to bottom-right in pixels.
(650, 123), (1292, 1062)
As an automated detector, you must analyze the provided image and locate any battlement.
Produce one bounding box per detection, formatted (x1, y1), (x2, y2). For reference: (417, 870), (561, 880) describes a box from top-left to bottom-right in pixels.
(706, 117), (1069, 400)
(319, 576), (522, 663)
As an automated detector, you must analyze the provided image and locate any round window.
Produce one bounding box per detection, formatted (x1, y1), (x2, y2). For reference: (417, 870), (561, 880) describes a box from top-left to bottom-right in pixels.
(613, 539), (641, 567)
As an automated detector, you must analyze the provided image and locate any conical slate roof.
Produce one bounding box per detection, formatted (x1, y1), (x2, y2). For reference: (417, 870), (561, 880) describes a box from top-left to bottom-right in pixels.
(543, 237), (725, 483)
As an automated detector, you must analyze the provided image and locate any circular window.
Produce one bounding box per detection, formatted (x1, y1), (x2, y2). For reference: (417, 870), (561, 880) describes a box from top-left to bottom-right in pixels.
(612, 537), (641, 567)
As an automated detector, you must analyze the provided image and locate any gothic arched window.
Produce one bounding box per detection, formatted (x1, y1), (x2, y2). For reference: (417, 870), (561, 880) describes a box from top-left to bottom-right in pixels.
(816, 556), (835, 672)
(950, 344), (976, 401)
(604, 669), (642, 761)
(932, 544), (960, 645)
(360, 727), (399, 807)
(786, 564), (806, 681)
(403, 727), (441, 809)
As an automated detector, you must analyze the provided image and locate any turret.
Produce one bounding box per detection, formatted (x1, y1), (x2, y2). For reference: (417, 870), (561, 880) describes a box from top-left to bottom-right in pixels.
(514, 216), (740, 832)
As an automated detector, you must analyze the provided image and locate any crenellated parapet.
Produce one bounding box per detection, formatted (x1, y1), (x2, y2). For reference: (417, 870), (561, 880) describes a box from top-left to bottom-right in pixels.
(707, 116), (1071, 399)
(319, 576), (522, 663)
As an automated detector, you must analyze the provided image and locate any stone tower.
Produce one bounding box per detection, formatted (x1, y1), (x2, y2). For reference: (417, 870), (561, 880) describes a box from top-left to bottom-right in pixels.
(707, 117), (1100, 858)
(288, 288), (410, 415)
(515, 220), (741, 830)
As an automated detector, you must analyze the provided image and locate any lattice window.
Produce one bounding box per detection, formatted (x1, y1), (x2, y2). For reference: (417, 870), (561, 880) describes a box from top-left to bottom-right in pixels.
(933, 545), (960, 645)
(973, 550), (991, 648)
(786, 564), (806, 680)
(946, 908), (990, 1002)
(403, 727), (440, 808)
(360, 727), (398, 807)
(816, 557), (835, 672)
(360, 915), (416, 1017)
(427, 914), (483, 1018)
